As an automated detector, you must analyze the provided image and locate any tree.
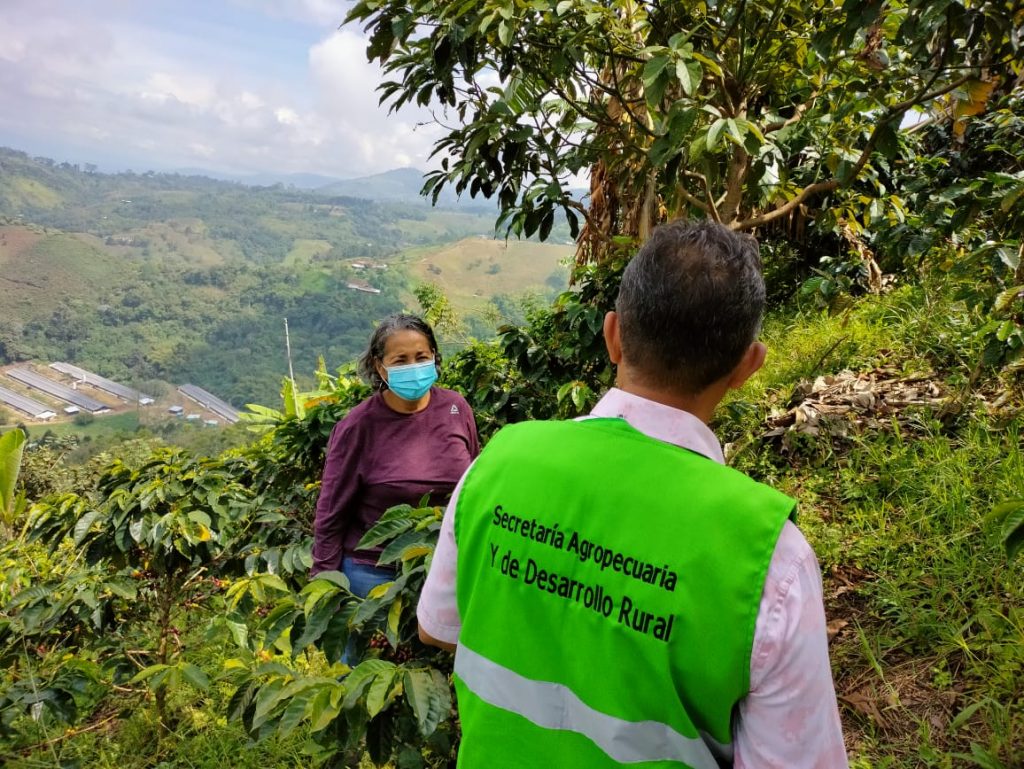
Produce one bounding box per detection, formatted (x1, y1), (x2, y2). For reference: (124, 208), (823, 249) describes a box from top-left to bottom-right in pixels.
(347, 0), (1022, 261)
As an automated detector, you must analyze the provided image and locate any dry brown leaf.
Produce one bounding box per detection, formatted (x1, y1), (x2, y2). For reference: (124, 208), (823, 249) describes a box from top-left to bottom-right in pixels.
(827, 618), (849, 641)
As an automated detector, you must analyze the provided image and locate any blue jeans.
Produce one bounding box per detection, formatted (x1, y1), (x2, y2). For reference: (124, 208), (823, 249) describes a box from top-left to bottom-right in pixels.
(340, 557), (395, 665)
(342, 557), (395, 598)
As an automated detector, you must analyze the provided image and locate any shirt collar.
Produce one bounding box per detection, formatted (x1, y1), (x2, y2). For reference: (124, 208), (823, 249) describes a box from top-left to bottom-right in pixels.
(588, 387), (724, 464)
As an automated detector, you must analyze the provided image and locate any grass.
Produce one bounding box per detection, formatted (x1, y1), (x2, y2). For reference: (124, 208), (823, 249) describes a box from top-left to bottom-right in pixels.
(6, 177), (63, 210)
(0, 230), (134, 320)
(403, 236), (572, 316)
(37, 412), (141, 440)
(283, 239), (332, 267)
(720, 285), (1024, 768)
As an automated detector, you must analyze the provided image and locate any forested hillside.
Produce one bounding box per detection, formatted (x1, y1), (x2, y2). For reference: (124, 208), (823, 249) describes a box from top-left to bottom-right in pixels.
(0, 149), (567, 405)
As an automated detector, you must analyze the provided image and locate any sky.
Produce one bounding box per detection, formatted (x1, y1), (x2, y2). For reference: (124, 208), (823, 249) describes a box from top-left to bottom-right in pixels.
(0, 0), (441, 179)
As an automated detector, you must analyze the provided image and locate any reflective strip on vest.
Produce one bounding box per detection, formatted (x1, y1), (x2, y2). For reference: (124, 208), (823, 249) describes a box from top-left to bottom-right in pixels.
(455, 644), (723, 769)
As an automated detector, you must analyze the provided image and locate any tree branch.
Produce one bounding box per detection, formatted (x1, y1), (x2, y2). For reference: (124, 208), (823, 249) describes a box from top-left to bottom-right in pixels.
(889, 73), (974, 115)
(731, 179), (838, 230)
(565, 199), (614, 244)
(734, 71), (978, 231)
(684, 171), (721, 222)
(765, 90), (819, 133)
(679, 187), (712, 218)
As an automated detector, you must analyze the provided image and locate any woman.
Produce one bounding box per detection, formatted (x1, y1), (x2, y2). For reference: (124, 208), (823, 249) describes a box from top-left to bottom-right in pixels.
(311, 314), (479, 598)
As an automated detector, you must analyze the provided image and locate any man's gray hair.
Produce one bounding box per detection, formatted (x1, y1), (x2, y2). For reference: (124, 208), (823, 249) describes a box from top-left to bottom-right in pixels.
(615, 220), (765, 394)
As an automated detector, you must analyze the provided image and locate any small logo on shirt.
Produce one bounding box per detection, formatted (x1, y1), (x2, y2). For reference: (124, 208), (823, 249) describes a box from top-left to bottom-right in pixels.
(450, 404), (460, 415)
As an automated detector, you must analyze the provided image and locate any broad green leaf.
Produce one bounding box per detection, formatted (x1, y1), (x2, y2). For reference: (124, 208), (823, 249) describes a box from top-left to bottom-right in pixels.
(0, 428), (26, 516)
(293, 599), (337, 652)
(1000, 184), (1024, 214)
(386, 594), (404, 648)
(129, 663), (170, 684)
(262, 603), (300, 648)
(251, 678), (289, 728)
(224, 618), (249, 648)
(73, 510), (104, 545)
(378, 529), (426, 564)
(259, 573), (290, 593)
(365, 668), (397, 717)
(358, 517), (416, 549)
(642, 54), (670, 88)
(675, 59), (702, 96)
(691, 51), (723, 76)
(343, 659), (396, 709)
(180, 663), (211, 690)
(376, 504), (417, 523)
(400, 544), (432, 561)
(404, 667), (451, 736)
(276, 686), (318, 737)
(301, 578), (342, 616)
(988, 500), (1024, 560)
(321, 602), (357, 664)
(367, 581), (393, 600)
(706, 118), (727, 151)
(309, 569), (350, 589)
(993, 285), (1024, 314)
(308, 686), (343, 732)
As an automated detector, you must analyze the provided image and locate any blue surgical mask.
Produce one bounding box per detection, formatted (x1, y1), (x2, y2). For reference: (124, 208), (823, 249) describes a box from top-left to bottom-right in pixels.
(386, 359), (437, 401)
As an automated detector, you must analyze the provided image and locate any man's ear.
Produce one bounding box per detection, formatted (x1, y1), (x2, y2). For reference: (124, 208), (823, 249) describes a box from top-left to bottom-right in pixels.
(726, 341), (766, 390)
(604, 311), (623, 365)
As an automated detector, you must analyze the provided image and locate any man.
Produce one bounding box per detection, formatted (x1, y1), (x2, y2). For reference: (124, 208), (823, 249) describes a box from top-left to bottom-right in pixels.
(417, 220), (847, 768)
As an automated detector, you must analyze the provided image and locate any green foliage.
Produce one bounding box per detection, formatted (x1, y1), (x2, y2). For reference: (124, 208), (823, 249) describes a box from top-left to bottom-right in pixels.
(0, 428), (27, 533)
(222, 501), (456, 767)
(871, 90), (1024, 369)
(445, 255), (625, 438)
(989, 499), (1024, 561)
(73, 412), (95, 427)
(347, 0), (1021, 252)
(0, 440), (323, 741)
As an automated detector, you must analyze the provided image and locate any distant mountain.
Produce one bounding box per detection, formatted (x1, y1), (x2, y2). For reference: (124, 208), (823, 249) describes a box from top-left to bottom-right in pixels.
(171, 167), (343, 190)
(317, 167), (424, 199)
(318, 167), (495, 210)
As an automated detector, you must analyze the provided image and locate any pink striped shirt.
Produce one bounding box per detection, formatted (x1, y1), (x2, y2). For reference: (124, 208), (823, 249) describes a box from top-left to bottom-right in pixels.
(418, 388), (848, 767)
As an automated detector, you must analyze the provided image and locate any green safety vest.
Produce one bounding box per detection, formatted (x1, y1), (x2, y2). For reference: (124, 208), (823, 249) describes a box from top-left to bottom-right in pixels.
(453, 417), (795, 768)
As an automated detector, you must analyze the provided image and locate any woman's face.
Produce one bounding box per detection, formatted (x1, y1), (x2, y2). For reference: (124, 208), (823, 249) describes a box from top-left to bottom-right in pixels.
(376, 329), (434, 381)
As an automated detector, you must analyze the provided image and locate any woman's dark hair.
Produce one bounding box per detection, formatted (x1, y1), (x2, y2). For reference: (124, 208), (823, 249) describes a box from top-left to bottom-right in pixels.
(357, 314), (442, 390)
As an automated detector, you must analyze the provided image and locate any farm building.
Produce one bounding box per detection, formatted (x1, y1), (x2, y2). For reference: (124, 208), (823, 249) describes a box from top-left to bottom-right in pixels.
(50, 362), (155, 405)
(346, 278), (381, 294)
(6, 368), (109, 413)
(0, 385), (56, 420)
(177, 384), (240, 424)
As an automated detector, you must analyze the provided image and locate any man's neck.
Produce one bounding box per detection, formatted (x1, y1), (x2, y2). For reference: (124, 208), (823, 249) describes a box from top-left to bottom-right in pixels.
(615, 371), (726, 425)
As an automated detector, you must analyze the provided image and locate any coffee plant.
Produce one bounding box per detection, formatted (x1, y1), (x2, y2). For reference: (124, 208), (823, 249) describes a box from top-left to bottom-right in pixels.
(221, 500), (455, 768)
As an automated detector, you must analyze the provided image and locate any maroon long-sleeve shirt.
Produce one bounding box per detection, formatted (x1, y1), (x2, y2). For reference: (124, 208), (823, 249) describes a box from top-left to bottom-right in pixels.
(311, 387), (479, 574)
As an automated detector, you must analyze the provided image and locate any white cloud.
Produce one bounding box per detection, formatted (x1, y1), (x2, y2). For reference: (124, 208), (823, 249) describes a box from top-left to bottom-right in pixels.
(231, 0), (349, 27)
(275, 107), (300, 125)
(0, 1), (445, 178)
(142, 73), (217, 109)
(308, 29), (442, 171)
